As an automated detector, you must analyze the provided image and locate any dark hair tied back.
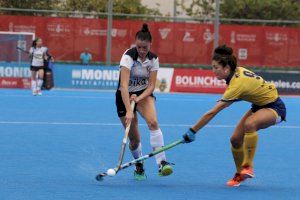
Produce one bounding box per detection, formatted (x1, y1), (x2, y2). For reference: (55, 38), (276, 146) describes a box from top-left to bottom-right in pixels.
(141, 24), (149, 32)
(32, 37), (41, 48)
(135, 23), (152, 42)
(214, 44), (233, 56)
(212, 44), (237, 71)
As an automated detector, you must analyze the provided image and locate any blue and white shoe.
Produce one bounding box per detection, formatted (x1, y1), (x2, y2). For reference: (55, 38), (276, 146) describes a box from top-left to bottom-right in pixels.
(134, 162), (146, 181)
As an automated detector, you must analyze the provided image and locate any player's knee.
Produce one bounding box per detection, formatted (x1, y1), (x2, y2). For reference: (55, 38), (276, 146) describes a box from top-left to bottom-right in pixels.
(244, 120), (257, 132)
(230, 136), (243, 148)
(147, 119), (159, 130)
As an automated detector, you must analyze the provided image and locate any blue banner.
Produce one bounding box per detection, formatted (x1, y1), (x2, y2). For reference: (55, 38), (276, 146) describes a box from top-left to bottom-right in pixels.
(53, 64), (120, 90)
(0, 62), (30, 78)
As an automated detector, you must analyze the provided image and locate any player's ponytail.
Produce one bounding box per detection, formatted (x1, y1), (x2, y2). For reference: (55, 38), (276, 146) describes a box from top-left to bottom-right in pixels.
(32, 38), (37, 48)
(212, 44), (237, 71)
(135, 23), (152, 42)
(32, 37), (41, 48)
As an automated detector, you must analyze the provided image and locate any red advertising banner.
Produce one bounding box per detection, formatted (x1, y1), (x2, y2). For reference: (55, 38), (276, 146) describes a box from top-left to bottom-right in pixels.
(0, 77), (30, 88)
(220, 25), (300, 67)
(0, 15), (299, 67)
(170, 68), (226, 93)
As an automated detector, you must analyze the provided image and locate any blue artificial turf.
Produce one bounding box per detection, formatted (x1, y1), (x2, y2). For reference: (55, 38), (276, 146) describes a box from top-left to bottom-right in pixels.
(0, 89), (299, 200)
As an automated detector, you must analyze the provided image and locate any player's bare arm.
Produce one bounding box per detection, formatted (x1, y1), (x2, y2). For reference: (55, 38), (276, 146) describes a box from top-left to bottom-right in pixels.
(119, 66), (134, 125)
(192, 101), (232, 132)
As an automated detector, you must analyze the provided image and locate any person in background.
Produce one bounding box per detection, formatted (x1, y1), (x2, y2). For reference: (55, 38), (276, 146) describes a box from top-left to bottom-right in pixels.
(80, 48), (92, 65)
(29, 37), (50, 96)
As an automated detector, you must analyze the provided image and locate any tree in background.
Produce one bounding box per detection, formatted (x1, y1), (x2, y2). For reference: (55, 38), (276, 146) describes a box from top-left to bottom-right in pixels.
(221, 0), (300, 21)
(0, 0), (62, 15)
(0, 0), (161, 17)
(62, 0), (107, 13)
(63, 0), (161, 18)
(113, 0), (161, 16)
(178, 0), (300, 25)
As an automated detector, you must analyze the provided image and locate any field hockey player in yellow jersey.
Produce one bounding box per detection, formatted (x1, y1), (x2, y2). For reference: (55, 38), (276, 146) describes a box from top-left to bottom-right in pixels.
(182, 45), (286, 187)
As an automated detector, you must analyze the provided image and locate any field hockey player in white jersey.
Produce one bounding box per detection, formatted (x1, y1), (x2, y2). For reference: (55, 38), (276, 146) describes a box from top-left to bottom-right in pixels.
(116, 23), (173, 180)
(29, 37), (48, 96)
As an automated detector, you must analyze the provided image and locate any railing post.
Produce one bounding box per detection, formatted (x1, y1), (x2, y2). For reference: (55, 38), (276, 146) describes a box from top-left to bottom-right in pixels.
(106, 0), (113, 66)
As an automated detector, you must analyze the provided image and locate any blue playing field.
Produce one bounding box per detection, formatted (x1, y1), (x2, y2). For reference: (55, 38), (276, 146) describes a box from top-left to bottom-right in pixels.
(0, 89), (299, 200)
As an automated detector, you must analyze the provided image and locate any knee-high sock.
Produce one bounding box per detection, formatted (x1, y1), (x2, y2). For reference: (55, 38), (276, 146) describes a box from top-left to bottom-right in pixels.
(31, 80), (37, 91)
(231, 146), (244, 173)
(242, 132), (258, 168)
(130, 143), (142, 159)
(37, 78), (43, 90)
(150, 129), (166, 165)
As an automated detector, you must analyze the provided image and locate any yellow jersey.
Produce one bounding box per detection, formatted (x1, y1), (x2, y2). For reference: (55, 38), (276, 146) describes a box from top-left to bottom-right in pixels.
(221, 67), (278, 106)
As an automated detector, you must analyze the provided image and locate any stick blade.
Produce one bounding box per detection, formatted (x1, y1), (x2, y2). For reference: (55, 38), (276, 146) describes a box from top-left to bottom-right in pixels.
(95, 173), (106, 181)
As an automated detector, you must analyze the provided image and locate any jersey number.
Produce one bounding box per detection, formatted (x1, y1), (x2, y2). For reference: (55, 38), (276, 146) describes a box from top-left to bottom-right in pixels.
(243, 71), (272, 89)
(243, 71), (259, 78)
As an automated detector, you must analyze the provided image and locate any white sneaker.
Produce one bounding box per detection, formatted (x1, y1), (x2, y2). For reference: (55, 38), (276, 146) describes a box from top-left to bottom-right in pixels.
(32, 90), (38, 96)
(37, 90), (42, 96)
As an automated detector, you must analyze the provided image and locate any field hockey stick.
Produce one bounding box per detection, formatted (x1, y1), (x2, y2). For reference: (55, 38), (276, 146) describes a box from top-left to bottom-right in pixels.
(16, 46), (30, 54)
(95, 138), (184, 181)
(16, 47), (41, 59)
(17, 46), (52, 58)
(115, 101), (136, 171)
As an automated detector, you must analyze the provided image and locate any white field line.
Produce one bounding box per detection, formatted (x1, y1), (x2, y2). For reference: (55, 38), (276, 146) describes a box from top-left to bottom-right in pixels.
(1, 92), (299, 101)
(0, 121), (299, 129)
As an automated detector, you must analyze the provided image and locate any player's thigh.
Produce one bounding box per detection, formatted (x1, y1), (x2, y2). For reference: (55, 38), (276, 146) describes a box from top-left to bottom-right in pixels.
(31, 70), (37, 79)
(231, 110), (253, 146)
(244, 108), (277, 132)
(38, 68), (44, 78)
(136, 96), (158, 126)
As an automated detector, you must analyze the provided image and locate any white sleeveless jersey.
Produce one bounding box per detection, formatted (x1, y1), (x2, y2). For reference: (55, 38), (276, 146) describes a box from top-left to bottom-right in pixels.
(29, 46), (48, 67)
(119, 47), (159, 92)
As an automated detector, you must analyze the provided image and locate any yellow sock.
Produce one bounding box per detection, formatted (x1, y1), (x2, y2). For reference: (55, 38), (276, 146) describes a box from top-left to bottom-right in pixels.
(242, 132), (258, 168)
(231, 146), (244, 173)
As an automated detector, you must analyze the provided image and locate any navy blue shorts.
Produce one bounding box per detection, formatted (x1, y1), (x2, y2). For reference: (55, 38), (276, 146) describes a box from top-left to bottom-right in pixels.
(251, 97), (286, 122)
(115, 89), (155, 117)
